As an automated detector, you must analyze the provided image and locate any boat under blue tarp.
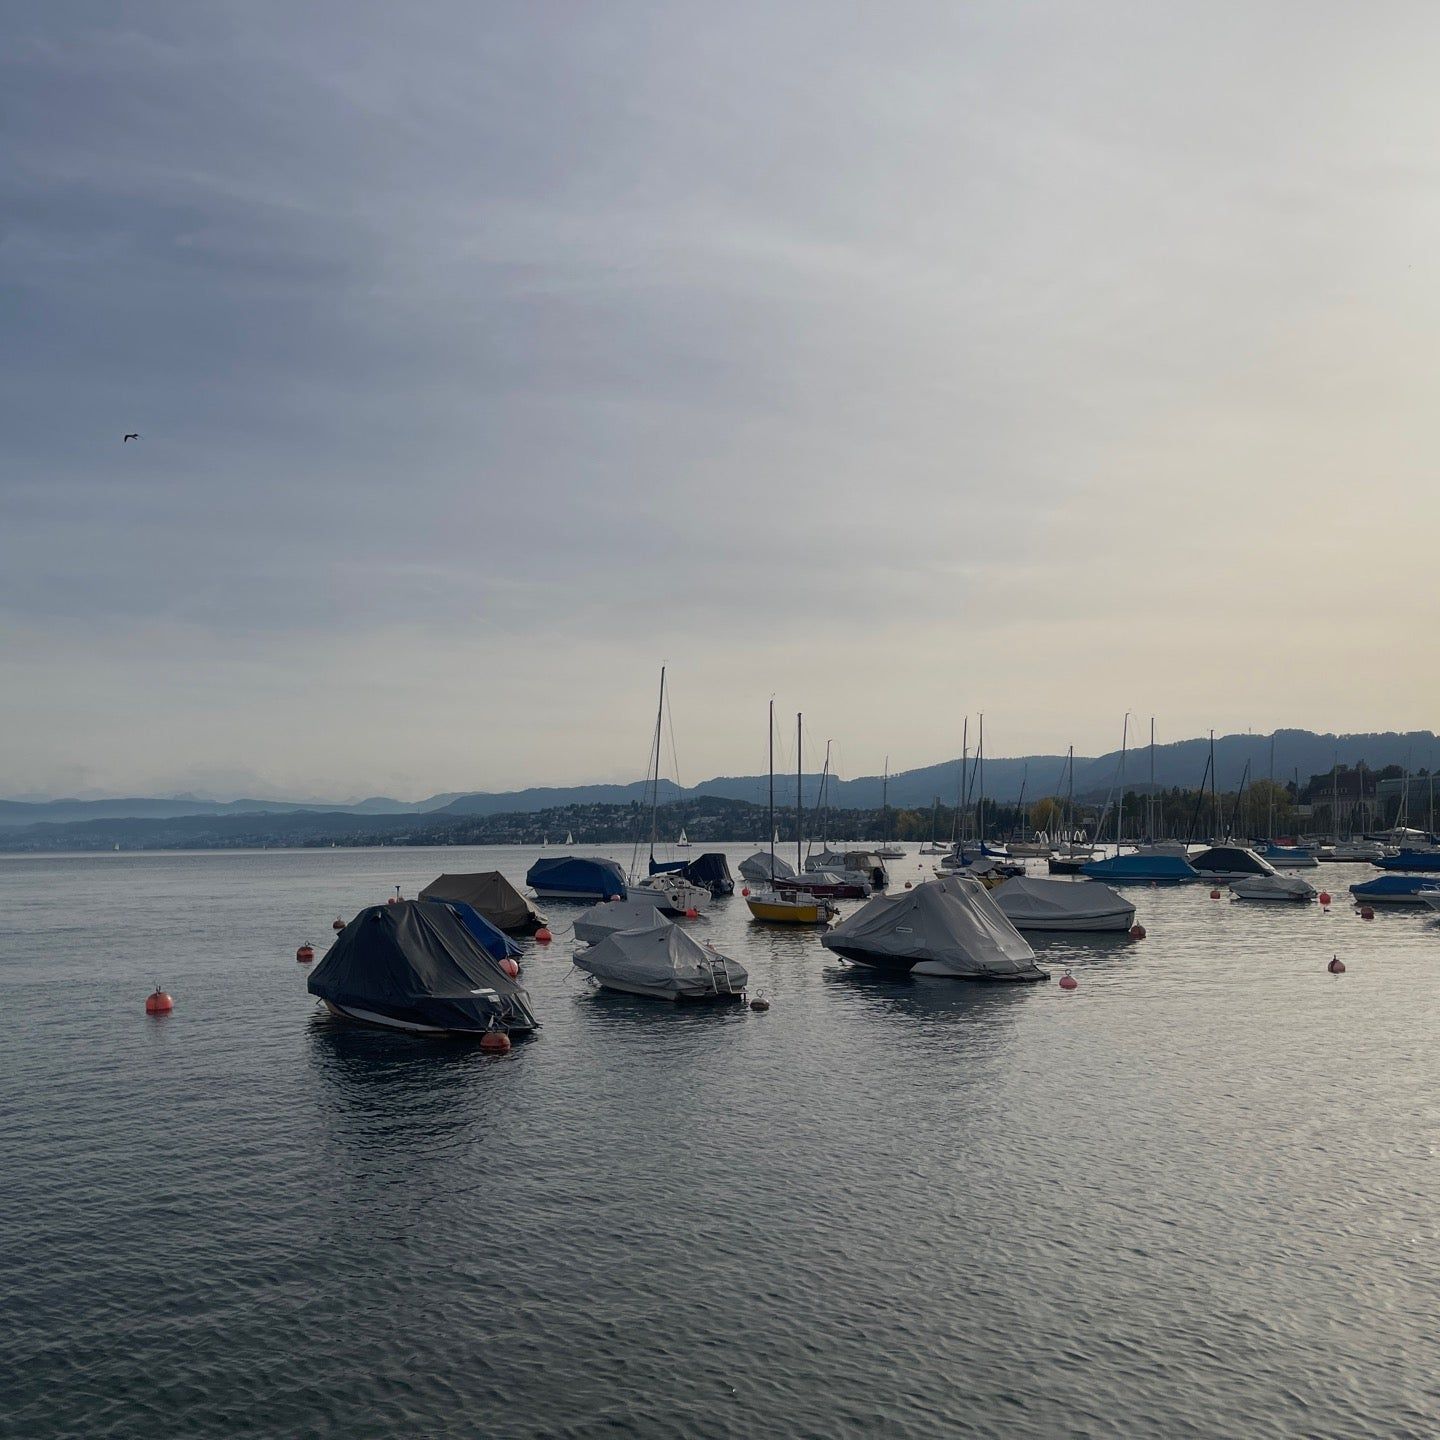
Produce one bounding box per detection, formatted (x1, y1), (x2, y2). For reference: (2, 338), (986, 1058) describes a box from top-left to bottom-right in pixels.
(1350, 875), (1440, 903)
(1082, 853), (1199, 885)
(1372, 850), (1440, 872)
(444, 900), (523, 962)
(525, 855), (628, 901)
(646, 851), (735, 895)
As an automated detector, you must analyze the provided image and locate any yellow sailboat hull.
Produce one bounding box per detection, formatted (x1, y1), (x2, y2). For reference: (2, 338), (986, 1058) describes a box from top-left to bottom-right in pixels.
(746, 895), (831, 924)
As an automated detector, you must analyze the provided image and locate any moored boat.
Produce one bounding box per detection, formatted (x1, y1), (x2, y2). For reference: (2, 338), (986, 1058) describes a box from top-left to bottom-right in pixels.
(992, 876), (1136, 932)
(526, 855), (628, 902)
(1349, 875), (1440, 905)
(1229, 874), (1316, 902)
(573, 922), (747, 1001)
(821, 876), (1046, 981)
(308, 900), (539, 1036)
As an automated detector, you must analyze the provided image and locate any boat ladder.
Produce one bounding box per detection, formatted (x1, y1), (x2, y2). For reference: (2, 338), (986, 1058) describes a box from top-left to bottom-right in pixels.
(702, 944), (733, 996)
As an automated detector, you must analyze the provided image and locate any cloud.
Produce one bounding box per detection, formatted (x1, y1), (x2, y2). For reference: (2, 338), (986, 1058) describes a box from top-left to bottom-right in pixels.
(3, 1), (1440, 798)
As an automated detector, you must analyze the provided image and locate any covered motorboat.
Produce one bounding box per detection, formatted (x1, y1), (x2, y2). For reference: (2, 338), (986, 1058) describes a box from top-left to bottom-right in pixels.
(308, 900), (539, 1035)
(773, 870), (869, 899)
(420, 870), (548, 934)
(805, 849), (889, 888)
(1350, 875), (1440, 905)
(1318, 840), (1389, 862)
(739, 850), (796, 884)
(573, 899), (673, 945)
(647, 851), (735, 897)
(573, 922), (747, 1001)
(821, 877), (1047, 981)
(992, 876), (1136, 933)
(1188, 846), (1276, 882)
(1083, 853), (1198, 885)
(1229, 874), (1316, 902)
(625, 873), (710, 915)
(1254, 842), (1319, 870)
(1373, 849), (1440, 872)
(526, 855), (628, 902)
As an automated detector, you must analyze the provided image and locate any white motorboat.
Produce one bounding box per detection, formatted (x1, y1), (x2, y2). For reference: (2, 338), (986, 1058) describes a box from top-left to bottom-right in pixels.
(992, 876), (1136, 932)
(821, 876), (1046, 981)
(573, 923), (747, 1001)
(625, 874), (710, 915)
(1229, 874), (1317, 902)
(1254, 842), (1319, 870)
(1318, 840), (1390, 863)
(1188, 845), (1278, 882)
(875, 844), (906, 860)
(573, 899), (673, 945)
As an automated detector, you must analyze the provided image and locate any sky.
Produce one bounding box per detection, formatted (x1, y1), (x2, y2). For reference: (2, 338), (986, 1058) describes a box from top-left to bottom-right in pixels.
(4, 1), (1440, 801)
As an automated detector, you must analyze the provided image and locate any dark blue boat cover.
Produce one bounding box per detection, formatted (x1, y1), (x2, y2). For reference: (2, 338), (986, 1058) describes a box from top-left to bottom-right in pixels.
(647, 852), (735, 894)
(1351, 875), (1440, 897)
(1374, 851), (1440, 872)
(308, 900), (538, 1033)
(1082, 854), (1198, 884)
(525, 855), (628, 898)
(445, 900), (523, 961)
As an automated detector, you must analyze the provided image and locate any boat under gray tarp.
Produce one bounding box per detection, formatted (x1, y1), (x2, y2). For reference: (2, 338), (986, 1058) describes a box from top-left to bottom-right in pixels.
(572, 899), (674, 945)
(822, 876), (1046, 981)
(420, 870), (547, 934)
(573, 922), (748, 1001)
(738, 851), (796, 883)
(308, 900), (539, 1035)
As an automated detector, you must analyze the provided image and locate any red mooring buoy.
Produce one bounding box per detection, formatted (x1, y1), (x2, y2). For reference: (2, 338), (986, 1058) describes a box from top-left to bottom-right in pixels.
(1209, 888), (1221, 900)
(1328, 955), (1346, 973)
(904, 881), (912, 889)
(1129, 924), (1146, 940)
(608, 894), (621, 903)
(1059, 970), (1078, 990)
(499, 957), (520, 978)
(534, 927), (553, 944)
(332, 917), (345, 931)
(741, 886), (751, 897)
(685, 907), (699, 919)
(1360, 905), (1375, 920)
(749, 997), (770, 1012)
(145, 988), (174, 1015)
(296, 944), (315, 962)
(480, 1031), (512, 1054)
(1318, 891), (1332, 906)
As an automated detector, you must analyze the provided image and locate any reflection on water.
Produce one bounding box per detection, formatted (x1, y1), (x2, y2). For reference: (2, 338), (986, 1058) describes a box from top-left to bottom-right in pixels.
(4, 846), (1439, 1440)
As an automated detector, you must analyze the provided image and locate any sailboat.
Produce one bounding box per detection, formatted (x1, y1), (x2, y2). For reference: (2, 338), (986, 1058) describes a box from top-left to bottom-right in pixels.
(626, 668), (709, 915)
(874, 756), (905, 859)
(676, 828), (691, 848)
(747, 706), (839, 925)
(919, 797), (946, 854)
(565, 831), (574, 845)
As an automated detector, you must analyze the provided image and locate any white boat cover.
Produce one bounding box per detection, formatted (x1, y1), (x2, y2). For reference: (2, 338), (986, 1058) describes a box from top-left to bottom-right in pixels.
(822, 877), (1041, 978)
(573, 922), (748, 999)
(1229, 875), (1316, 901)
(739, 850), (796, 883)
(572, 899), (673, 945)
(993, 876), (1135, 929)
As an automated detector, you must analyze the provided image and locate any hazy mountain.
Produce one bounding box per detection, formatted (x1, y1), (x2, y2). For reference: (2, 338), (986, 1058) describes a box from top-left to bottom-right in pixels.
(4, 729), (1435, 828)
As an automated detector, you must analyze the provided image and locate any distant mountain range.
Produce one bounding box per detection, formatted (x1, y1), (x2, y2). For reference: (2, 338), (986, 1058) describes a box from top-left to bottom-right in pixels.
(3, 728), (1436, 832)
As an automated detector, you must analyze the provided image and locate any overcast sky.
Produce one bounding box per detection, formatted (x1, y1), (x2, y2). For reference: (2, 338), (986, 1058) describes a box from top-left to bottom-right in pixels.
(4, 2), (1440, 800)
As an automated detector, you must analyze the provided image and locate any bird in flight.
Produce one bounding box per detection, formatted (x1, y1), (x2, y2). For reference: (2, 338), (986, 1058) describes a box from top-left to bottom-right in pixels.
(122, 433), (140, 442)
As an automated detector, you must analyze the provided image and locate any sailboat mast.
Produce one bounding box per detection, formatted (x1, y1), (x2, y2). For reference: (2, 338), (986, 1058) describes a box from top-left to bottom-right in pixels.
(952, 717), (969, 846)
(1149, 717), (1156, 840)
(1067, 745), (1075, 842)
(1116, 714), (1129, 853)
(1268, 733), (1276, 842)
(796, 712), (803, 873)
(648, 666), (666, 860)
(882, 756), (890, 846)
(767, 700), (775, 873)
(1210, 729), (1218, 842)
(978, 713), (985, 844)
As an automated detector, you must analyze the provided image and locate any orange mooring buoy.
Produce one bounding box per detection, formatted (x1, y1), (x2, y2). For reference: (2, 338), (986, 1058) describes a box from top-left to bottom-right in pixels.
(1327, 955), (1346, 973)
(296, 944), (315, 962)
(480, 1031), (511, 1054)
(684, 908), (699, 919)
(145, 988), (174, 1015)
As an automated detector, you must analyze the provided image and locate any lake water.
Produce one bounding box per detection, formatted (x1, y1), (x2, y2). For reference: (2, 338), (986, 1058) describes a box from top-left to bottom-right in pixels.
(2, 845), (1438, 1438)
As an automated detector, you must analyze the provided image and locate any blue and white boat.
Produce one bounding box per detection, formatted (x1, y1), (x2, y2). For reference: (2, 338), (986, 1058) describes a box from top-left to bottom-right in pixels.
(1082, 853), (1199, 885)
(1254, 842), (1319, 870)
(1349, 875), (1440, 905)
(526, 855), (628, 902)
(1372, 849), (1440, 872)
